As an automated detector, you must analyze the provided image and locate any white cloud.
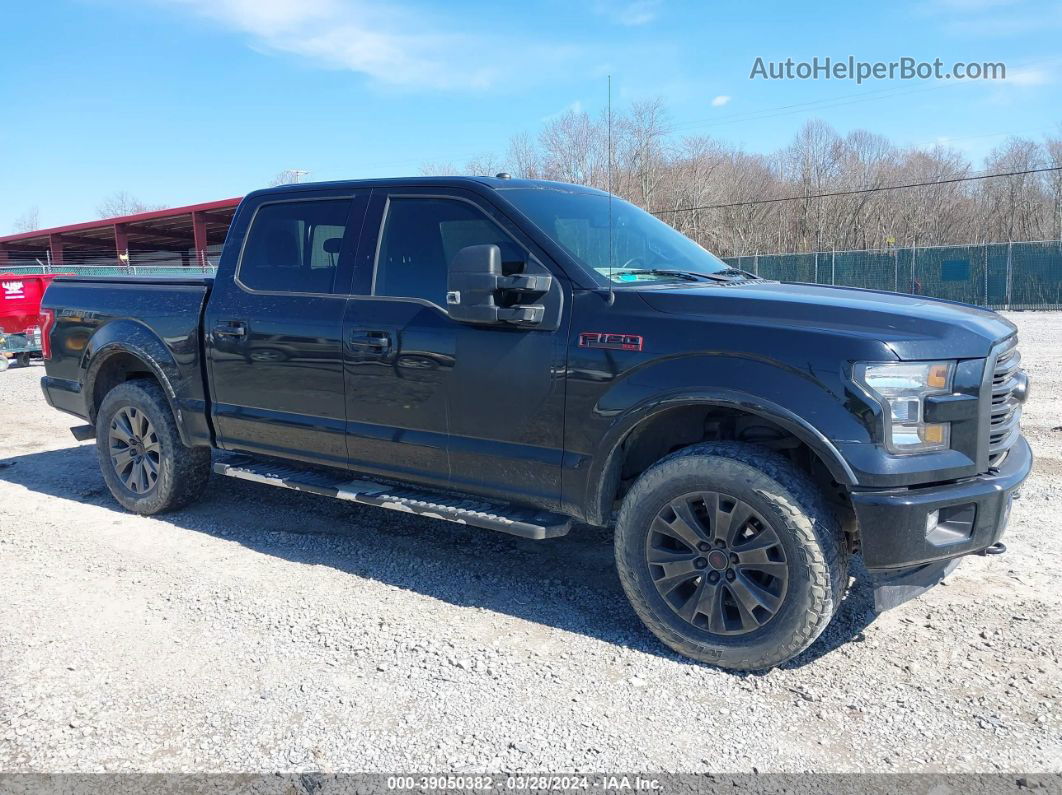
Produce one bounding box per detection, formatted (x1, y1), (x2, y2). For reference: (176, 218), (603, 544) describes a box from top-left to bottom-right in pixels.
(595, 0), (662, 26)
(1006, 67), (1051, 86)
(930, 0), (1019, 9)
(156, 0), (575, 90)
(919, 0), (1062, 35)
(710, 95), (731, 107)
(921, 0), (1048, 48)
(930, 134), (984, 153)
(540, 100), (585, 122)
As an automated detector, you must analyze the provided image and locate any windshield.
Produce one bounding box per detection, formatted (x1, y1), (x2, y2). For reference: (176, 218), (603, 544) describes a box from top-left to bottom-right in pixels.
(501, 188), (730, 284)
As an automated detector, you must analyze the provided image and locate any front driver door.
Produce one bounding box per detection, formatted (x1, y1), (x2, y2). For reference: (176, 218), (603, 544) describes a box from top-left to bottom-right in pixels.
(342, 188), (569, 508)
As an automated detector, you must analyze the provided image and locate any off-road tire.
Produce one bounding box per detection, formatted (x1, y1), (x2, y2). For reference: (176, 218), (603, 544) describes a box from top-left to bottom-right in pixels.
(615, 441), (848, 670)
(95, 380), (211, 514)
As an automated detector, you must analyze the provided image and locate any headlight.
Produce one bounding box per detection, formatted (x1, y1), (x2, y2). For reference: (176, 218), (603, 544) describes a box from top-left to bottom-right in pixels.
(855, 361), (954, 454)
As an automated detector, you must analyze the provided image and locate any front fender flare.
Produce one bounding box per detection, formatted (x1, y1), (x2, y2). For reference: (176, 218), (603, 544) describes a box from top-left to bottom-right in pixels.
(587, 388), (858, 525)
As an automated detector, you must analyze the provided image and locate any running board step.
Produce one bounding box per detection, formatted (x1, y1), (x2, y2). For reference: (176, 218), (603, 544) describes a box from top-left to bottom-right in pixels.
(213, 456), (571, 540)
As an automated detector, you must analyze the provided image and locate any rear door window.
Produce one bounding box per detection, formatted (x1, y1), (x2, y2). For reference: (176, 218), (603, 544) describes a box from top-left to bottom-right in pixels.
(239, 199), (353, 294)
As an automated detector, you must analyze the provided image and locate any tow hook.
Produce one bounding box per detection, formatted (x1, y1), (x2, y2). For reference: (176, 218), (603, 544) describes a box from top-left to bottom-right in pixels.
(979, 542), (1007, 556)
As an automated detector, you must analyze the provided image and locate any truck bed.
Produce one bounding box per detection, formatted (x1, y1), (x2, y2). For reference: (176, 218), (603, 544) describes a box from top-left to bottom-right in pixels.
(40, 275), (214, 447)
(51, 275), (214, 287)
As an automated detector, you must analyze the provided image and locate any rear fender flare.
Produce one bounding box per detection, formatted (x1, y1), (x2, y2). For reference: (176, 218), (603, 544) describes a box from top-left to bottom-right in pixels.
(82, 322), (189, 444)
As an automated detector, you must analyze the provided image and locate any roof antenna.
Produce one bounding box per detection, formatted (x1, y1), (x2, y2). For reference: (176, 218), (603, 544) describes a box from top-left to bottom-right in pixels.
(606, 74), (615, 306)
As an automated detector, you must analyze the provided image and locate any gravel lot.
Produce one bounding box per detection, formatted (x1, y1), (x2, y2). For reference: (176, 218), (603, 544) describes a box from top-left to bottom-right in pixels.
(1, 312), (1060, 774)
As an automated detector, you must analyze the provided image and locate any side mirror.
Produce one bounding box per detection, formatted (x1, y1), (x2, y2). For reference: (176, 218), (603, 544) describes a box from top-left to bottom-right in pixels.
(446, 244), (552, 326)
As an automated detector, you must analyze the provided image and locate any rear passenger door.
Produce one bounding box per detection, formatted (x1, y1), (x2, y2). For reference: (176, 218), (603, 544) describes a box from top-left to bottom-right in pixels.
(206, 190), (369, 467)
(341, 188), (569, 508)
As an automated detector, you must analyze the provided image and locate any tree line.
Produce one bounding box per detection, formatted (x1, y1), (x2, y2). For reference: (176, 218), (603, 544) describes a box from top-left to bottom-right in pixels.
(10, 192), (168, 235)
(423, 100), (1062, 257)
(12, 107), (1061, 257)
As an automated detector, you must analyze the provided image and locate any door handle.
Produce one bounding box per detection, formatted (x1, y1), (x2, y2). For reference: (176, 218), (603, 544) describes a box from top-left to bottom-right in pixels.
(214, 321), (247, 338)
(348, 330), (392, 353)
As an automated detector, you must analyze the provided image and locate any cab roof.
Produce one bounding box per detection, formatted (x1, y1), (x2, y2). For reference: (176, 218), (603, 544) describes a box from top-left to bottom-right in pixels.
(252, 176), (609, 197)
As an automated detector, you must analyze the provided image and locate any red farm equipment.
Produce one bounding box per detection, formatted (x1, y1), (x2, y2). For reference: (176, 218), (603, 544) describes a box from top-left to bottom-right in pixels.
(0, 273), (70, 372)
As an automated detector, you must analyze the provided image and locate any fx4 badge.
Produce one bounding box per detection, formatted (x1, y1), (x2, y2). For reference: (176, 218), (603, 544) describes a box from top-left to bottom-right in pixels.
(578, 331), (644, 352)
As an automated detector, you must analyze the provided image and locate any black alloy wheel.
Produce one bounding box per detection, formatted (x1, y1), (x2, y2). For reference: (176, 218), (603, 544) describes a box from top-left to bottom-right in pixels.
(108, 405), (162, 495)
(647, 491), (788, 635)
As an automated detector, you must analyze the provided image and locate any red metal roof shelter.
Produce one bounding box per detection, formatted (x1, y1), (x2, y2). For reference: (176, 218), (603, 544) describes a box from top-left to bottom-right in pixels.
(0, 198), (242, 268)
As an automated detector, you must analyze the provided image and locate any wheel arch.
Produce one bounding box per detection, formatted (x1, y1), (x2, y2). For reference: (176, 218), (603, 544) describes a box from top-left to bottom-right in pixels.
(83, 322), (190, 445)
(586, 390), (857, 527)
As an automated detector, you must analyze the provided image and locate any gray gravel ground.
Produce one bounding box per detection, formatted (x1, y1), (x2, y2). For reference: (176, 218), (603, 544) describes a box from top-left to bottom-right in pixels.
(0, 312), (1060, 774)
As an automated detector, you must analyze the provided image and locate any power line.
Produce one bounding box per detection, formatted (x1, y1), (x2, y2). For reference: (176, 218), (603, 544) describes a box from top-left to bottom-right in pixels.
(651, 165), (1062, 214)
(667, 81), (944, 135)
(355, 83), (945, 173)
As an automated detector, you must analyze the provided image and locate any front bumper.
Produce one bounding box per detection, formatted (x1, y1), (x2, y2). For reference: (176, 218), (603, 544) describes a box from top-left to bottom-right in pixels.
(851, 435), (1032, 608)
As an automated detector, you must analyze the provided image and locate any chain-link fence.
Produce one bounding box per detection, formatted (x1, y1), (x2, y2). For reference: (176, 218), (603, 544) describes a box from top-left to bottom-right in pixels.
(725, 240), (1062, 310)
(0, 264), (217, 278)
(0, 245), (222, 278)
(4, 240), (1062, 309)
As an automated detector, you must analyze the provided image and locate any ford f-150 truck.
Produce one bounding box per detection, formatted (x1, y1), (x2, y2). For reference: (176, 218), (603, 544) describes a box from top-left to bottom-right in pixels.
(39, 176), (1031, 670)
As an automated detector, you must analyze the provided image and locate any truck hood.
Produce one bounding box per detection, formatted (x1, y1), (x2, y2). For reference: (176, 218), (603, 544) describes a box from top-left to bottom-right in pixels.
(636, 281), (1016, 360)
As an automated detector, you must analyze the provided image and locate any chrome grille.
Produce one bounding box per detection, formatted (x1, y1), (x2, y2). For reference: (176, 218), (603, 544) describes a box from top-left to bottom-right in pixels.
(988, 338), (1022, 467)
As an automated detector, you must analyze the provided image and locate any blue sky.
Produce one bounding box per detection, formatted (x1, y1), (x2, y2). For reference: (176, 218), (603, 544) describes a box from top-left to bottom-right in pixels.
(2, 0), (1059, 230)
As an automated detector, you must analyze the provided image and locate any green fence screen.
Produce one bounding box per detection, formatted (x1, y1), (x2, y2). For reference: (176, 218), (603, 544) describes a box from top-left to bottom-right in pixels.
(725, 240), (1062, 310)
(4, 240), (1062, 309)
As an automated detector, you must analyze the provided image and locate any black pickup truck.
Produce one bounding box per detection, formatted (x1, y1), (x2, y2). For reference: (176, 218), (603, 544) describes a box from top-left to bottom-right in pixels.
(39, 176), (1031, 670)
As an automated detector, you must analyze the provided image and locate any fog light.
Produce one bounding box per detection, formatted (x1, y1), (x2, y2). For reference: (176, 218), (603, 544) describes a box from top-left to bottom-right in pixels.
(926, 503), (977, 546)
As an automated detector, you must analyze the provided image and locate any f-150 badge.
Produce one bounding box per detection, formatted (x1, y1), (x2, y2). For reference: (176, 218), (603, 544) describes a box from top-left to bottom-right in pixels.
(578, 331), (643, 351)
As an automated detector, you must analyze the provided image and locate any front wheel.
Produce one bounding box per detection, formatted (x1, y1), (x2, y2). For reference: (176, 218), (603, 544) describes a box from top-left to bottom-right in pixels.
(95, 380), (211, 514)
(615, 442), (848, 670)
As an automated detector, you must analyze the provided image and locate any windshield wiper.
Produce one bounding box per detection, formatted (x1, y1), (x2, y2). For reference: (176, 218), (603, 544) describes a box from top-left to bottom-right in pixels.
(714, 267), (760, 279)
(618, 268), (737, 283)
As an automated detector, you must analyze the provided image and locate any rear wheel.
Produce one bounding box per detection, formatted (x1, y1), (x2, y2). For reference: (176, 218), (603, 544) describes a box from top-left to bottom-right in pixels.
(615, 442), (848, 670)
(95, 380), (211, 514)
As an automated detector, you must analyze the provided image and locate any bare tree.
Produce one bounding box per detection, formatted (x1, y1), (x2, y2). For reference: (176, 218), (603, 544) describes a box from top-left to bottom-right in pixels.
(979, 138), (1050, 242)
(269, 170), (310, 187)
(418, 161), (460, 176)
(12, 206), (40, 234)
(538, 108), (607, 186)
(419, 154), (508, 178)
(1045, 131), (1062, 241)
(419, 101), (1062, 256)
(97, 192), (166, 219)
(463, 153), (508, 177)
(507, 132), (541, 179)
